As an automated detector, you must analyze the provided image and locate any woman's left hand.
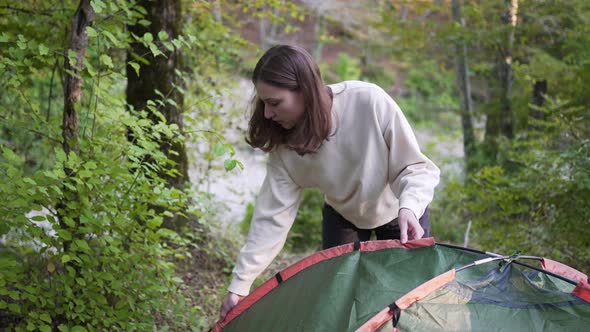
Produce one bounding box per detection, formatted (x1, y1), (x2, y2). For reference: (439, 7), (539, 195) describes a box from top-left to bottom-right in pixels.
(398, 208), (424, 243)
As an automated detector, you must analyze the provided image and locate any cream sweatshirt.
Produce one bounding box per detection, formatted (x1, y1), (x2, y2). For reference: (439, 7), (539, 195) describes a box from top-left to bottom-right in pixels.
(228, 81), (440, 296)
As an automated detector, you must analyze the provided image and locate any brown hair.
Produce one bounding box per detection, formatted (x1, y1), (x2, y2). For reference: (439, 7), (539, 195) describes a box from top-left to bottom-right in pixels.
(246, 45), (332, 155)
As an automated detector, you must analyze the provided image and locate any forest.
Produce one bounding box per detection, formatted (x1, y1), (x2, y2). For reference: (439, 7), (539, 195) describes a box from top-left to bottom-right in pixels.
(1, 0), (589, 330)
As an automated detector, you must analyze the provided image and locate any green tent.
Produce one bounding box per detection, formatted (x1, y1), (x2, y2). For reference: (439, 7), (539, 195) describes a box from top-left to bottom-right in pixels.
(213, 238), (590, 331)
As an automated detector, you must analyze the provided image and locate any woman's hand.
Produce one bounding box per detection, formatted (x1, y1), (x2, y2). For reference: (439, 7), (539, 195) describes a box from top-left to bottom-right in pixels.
(398, 208), (424, 243)
(220, 292), (244, 320)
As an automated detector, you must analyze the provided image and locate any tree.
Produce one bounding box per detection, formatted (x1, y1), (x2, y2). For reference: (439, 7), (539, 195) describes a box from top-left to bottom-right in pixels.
(482, 0), (518, 160)
(451, 0), (475, 169)
(0, 0), (235, 328)
(58, 0), (94, 253)
(500, 0), (518, 139)
(126, 0), (190, 229)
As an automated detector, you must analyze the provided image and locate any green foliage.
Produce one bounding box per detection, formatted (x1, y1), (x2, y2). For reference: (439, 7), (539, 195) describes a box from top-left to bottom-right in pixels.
(180, 1), (251, 194)
(429, 178), (468, 245)
(175, 220), (240, 331)
(360, 62), (396, 93)
(288, 189), (324, 252)
(396, 59), (459, 124)
(321, 53), (362, 83)
(0, 1), (246, 330)
(333, 53), (362, 82)
(0, 107), (202, 330)
(373, 1), (589, 276)
(242, 189), (324, 253)
(436, 97), (590, 272)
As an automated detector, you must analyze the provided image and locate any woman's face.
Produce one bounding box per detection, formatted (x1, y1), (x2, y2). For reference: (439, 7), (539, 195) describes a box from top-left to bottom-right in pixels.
(255, 81), (305, 129)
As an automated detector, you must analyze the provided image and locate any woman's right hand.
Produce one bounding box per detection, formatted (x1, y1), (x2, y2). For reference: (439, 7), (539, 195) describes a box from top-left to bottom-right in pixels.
(220, 292), (244, 320)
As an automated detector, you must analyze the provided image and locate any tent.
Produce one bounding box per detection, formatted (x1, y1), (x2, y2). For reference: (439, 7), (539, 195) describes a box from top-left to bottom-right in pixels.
(212, 238), (590, 331)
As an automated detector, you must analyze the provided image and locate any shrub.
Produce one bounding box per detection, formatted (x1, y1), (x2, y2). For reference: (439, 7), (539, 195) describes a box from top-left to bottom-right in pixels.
(241, 188), (324, 253)
(0, 110), (203, 331)
(435, 97), (590, 272)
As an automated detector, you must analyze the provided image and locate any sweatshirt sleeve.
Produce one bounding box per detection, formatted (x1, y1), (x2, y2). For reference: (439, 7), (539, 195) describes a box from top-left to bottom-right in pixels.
(375, 87), (441, 219)
(227, 150), (302, 296)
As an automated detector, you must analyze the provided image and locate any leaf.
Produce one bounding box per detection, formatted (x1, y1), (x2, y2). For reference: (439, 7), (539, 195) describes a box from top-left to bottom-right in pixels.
(147, 218), (163, 229)
(156, 228), (178, 239)
(56, 149), (67, 163)
(2, 146), (21, 163)
(224, 159), (237, 171)
(213, 143), (226, 157)
(149, 43), (162, 57)
(40, 325), (52, 332)
(30, 215), (46, 222)
(62, 254), (72, 263)
(158, 31), (169, 41)
(86, 26), (98, 38)
(63, 217), (76, 228)
(129, 61), (140, 76)
(83, 58), (96, 76)
(90, 0), (105, 14)
(74, 240), (90, 252)
(17, 34), (27, 49)
(38, 44), (49, 55)
(84, 161), (97, 170)
(8, 290), (19, 300)
(57, 229), (72, 241)
(101, 30), (119, 45)
(71, 326), (88, 332)
(163, 41), (174, 51)
(100, 54), (113, 68)
(143, 32), (153, 43)
(67, 49), (77, 67)
(8, 303), (20, 313)
(40, 313), (52, 323)
(78, 170), (92, 178)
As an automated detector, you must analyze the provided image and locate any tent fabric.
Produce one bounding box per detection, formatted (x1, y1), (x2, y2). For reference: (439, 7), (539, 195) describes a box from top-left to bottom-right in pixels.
(573, 280), (590, 303)
(394, 268), (456, 310)
(356, 269), (456, 332)
(379, 264), (590, 332)
(212, 238), (590, 332)
(541, 257), (589, 283)
(213, 238), (436, 332)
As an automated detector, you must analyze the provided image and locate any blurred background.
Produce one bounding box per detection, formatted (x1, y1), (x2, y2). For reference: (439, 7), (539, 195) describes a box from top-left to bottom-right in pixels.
(1, 1), (589, 330)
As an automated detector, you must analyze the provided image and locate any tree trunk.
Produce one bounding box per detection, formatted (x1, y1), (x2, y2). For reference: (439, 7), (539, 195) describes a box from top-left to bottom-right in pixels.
(313, 9), (324, 62)
(259, 9), (267, 50)
(530, 80), (547, 120)
(59, 0), (93, 250)
(63, 0), (93, 156)
(259, 3), (281, 51)
(451, 0), (476, 171)
(484, 0), (518, 159)
(499, 0), (518, 138)
(213, 0), (222, 22)
(528, 79), (547, 132)
(126, 0), (190, 230)
(400, 3), (408, 22)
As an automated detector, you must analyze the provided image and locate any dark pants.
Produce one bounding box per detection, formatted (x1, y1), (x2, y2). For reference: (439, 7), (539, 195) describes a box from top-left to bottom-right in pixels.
(321, 204), (430, 250)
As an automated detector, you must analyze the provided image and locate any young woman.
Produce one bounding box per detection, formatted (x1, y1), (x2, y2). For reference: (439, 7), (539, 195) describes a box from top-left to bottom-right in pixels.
(219, 45), (440, 318)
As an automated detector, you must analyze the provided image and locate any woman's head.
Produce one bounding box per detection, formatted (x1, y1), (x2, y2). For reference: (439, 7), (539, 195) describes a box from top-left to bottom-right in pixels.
(246, 45), (332, 155)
